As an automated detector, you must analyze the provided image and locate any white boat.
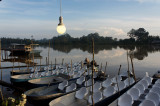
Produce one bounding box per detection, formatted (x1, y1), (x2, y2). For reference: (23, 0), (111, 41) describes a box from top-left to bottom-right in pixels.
(109, 72), (159, 106)
(49, 75), (136, 106)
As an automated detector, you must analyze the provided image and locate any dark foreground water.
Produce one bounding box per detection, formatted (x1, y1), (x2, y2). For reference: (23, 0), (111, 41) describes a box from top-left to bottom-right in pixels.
(0, 45), (160, 105)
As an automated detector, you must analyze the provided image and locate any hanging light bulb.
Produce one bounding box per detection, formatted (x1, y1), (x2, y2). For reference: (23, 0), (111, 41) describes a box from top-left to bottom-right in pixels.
(57, 16), (66, 34)
(57, 0), (66, 35)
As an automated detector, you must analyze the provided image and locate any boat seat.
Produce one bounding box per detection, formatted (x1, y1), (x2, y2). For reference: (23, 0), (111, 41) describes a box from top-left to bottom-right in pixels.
(103, 86), (115, 97)
(138, 80), (149, 89)
(150, 87), (160, 97)
(143, 76), (152, 85)
(29, 73), (33, 78)
(114, 81), (126, 91)
(145, 92), (159, 106)
(139, 100), (156, 106)
(75, 87), (88, 99)
(31, 68), (34, 72)
(124, 77), (135, 86)
(87, 70), (92, 75)
(69, 71), (74, 76)
(59, 69), (65, 74)
(40, 72), (46, 77)
(51, 70), (56, 75)
(93, 72), (97, 78)
(118, 93), (133, 106)
(35, 73), (39, 78)
(153, 83), (160, 88)
(58, 80), (68, 91)
(102, 78), (112, 88)
(133, 84), (145, 94)
(127, 88), (140, 100)
(84, 79), (94, 87)
(90, 82), (102, 93)
(73, 72), (81, 78)
(155, 79), (160, 84)
(44, 66), (48, 71)
(35, 68), (39, 72)
(66, 83), (77, 93)
(88, 91), (103, 104)
(76, 76), (85, 85)
(112, 75), (122, 83)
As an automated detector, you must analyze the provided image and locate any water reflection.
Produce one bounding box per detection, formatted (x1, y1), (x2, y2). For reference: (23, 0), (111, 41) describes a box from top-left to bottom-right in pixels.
(1, 51), (42, 65)
(50, 45), (160, 60)
(51, 45), (118, 54)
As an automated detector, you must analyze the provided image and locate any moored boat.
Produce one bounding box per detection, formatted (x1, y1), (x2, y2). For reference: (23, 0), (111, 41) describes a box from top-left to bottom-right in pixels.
(48, 74), (136, 106)
(10, 65), (55, 75)
(24, 71), (103, 105)
(109, 72), (159, 106)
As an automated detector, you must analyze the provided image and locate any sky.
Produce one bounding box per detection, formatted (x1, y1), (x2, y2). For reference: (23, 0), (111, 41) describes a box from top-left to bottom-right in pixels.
(0, 0), (160, 39)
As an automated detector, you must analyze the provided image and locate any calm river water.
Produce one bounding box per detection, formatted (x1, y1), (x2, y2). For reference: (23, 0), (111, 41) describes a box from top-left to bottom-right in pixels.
(0, 45), (160, 105)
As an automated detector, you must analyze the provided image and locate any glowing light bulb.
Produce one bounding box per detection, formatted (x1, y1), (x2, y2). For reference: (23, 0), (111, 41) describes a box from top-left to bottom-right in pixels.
(57, 16), (66, 34)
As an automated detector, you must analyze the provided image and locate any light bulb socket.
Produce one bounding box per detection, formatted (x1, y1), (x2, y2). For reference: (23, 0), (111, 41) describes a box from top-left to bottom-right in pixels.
(58, 16), (64, 25)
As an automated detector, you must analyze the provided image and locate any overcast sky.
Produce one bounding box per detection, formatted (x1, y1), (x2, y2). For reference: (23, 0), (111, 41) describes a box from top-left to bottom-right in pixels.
(0, 0), (160, 39)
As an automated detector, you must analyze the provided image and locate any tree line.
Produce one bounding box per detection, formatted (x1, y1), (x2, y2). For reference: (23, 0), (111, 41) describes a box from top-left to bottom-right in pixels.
(1, 28), (160, 45)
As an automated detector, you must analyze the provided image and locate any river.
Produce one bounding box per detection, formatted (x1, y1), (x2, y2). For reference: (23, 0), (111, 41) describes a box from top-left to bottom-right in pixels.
(0, 44), (160, 105)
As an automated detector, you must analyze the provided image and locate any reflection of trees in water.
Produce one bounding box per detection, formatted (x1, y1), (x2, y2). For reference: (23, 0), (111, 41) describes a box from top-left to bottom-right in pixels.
(129, 45), (160, 60)
(47, 44), (160, 60)
(51, 45), (118, 54)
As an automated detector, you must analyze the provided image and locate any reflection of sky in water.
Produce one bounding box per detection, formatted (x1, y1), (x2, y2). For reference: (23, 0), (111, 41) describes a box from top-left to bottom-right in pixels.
(1, 46), (160, 103)
(33, 46), (160, 78)
(1, 46), (160, 80)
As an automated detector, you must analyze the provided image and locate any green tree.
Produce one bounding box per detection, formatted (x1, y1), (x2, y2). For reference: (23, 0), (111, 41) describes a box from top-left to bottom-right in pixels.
(127, 28), (149, 42)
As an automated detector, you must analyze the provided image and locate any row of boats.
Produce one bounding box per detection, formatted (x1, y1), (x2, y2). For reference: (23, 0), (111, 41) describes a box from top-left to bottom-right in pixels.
(10, 61), (160, 106)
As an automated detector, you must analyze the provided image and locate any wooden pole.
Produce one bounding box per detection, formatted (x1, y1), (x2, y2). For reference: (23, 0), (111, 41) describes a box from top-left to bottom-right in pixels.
(18, 59), (20, 70)
(28, 53), (30, 72)
(51, 61), (53, 70)
(71, 59), (72, 72)
(40, 57), (41, 70)
(0, 39), (2, 81)
(46, 57), (47, 66)
(104, 62), (107, 77)
(118, 65), (122, 75)
(81, 61), (82, 69)
(62, 58), (64, 65)
(127, 51), (130, 86)
(48, 40), (50, 66)
(130, 55), (136, 82)
(100, 63), (102, 71)
(91, 38), (94, 106)
(0, 88), (3, 101)
(116, 77), (120, 95)
(55, 58), (56, 67)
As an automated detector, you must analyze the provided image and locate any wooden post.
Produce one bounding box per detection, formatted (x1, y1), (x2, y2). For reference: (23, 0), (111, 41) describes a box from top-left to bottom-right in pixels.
(18, 60), (20, 70)
(91, 38), (94, 106)
(118, 65), (122, 75)
(100, 63), (102, 71)
(71, 59), (72, 72)
(81, 61), (82, 69)
(48, 40), (50, 66)
(28, 53), (30, 72)
(130, 55), (136, 82)
(116, 77), (120, 95)
(40, 57), (41, 70)
(62, 58), (64, 65)
(51, 61), (53, 70)
(0, 88), (3, 101)
(0, 39), (2, 80)
(127, 51), (130, 86)
(104, 62), (107, 77)
(55, 58), (56, 67)
(46, 57), (47, 66)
